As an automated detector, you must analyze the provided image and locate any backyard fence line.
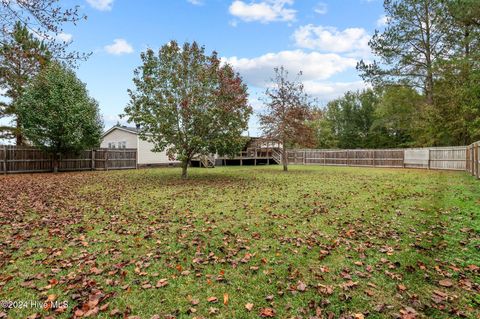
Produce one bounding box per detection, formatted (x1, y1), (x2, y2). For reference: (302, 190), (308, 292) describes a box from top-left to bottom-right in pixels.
(0, 145), (137, 174)
(466, 141), (480, 179)
(287, 142), (480, 179)
(1, 142), (479, 179)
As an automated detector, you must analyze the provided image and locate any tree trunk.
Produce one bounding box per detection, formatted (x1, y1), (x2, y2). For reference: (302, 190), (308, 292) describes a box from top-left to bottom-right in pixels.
(15, 118), (23, 146)
(53, 154), (59, 173)
(423, 1), (434, 106)
(181, 160), (189, 179)
(282, 142), (288, 172)
(425, 70), (434, 105)
(15, 132), (23, 146)
(464, 27), (470, 58)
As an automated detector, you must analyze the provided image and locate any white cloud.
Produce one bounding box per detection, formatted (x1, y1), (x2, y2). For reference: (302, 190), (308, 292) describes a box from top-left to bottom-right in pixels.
(376, 14), (390, 27)
(56, 32), (73, 43)
(314, 2), (327, 15)
(229, 0), (296, 24)
(293, 24), (371, 56)
(303, 80), (367, 100)
(222, 50), (357, 87)
(86, 0), (114, 11)
(104, 39), (134, 55)
(187, 0), (204, 5)
(223, 49), (368, 103)
(247, 80), (368, 111)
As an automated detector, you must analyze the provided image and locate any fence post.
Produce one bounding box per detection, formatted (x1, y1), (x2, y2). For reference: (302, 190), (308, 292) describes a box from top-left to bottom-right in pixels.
(105, 150), (109, 171)
(471, 145), (475, 176)
(475, 143), (479, 179)
(472, 145), (475, 176)
(468, 145), (471, 175)
(467, 145), (470, 174)
(427, 149), (431, 170)
(2, 145), (7, 174)
(469, 145), (473, 175)
(303, 150), (306, 165)
(91, 150), (96, 171)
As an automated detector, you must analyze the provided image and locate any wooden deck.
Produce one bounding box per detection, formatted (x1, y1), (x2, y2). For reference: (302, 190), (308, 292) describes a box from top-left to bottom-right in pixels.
(191, 146), (283, 167)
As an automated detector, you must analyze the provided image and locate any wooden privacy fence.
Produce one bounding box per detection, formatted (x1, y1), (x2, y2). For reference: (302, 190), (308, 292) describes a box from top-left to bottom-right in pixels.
(287, 144), (479, 179)
(0, 145), (137, 174)
(466, 141), (480, 179)
(287, 149), (404, 167)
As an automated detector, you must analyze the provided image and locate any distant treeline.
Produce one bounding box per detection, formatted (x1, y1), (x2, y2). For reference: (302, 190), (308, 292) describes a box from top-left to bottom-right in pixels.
(310, 0), (480, 149)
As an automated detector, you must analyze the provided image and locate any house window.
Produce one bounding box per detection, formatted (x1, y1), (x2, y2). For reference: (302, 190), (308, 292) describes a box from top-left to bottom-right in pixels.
(108, 142), (116, 149)
(118, 141), (126, 149)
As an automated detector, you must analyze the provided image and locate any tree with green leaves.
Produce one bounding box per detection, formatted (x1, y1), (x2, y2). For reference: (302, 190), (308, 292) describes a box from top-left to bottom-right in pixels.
(0, 22), (51, 145)
(124, 41), (252, 179)
(445, 0), (480, 60)
(259, 66), (315, 171)
(317, 90), (378, 149)
(17, 62), (103, 172)
(371, 85), (423, 147)
(427, 0), (480, 145)
(357, 0), (449, 105)
(428, 62), (480, 145)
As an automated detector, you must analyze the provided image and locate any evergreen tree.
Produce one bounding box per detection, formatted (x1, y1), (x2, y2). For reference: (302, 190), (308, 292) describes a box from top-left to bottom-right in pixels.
(357, 0), (449, 105)
(0, 22), (51, 144)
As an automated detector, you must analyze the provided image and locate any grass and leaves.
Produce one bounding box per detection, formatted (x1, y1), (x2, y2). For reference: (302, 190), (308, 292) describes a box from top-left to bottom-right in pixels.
(0, 166), (479, 318)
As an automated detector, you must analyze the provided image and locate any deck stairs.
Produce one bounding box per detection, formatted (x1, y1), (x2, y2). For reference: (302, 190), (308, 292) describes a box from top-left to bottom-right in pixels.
(200, 155), (215, 168)
(271, 149), (283, 165)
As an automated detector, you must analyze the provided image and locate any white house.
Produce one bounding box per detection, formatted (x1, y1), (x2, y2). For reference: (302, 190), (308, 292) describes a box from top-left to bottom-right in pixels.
(101, 126), (180, 166)
(101, 125), (283, 167)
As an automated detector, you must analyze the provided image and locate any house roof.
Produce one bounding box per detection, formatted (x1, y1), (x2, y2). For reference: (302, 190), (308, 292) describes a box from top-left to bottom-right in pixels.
(103, 125), (139, 137)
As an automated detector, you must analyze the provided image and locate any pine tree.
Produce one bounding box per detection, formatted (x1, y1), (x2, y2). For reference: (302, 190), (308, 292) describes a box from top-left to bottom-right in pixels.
(0, 22), (51, 144)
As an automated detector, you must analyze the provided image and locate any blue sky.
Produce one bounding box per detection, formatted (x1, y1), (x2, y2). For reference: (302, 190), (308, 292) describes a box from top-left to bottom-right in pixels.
(31, 0), (387, 136)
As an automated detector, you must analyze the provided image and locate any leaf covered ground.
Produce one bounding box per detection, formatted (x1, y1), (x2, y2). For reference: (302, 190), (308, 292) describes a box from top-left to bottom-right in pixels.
(0, 166), (479, 319)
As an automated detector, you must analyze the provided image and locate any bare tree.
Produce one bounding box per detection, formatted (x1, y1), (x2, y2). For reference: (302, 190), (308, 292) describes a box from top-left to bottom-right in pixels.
(259, 66), (315, 171)
(0, 0), (89, 63)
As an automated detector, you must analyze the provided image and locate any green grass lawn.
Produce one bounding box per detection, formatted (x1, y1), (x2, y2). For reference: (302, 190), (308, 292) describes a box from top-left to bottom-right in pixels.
(0, 165), (479, 319)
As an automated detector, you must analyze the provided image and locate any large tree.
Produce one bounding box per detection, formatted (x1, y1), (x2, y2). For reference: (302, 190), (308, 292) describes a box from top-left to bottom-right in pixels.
(259, 66), (314, 171)
(124, 41), (252, 179)
(445, 0), (480, 60)
(428, 0), (480, 145)
(17, 62), (103, 172)
(0, 0), (88, 63)
(371, 85), (423, 147)
(317, 90), (378, 149)
(357, 0), (450, 104)
(0, 22), (51, 144)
